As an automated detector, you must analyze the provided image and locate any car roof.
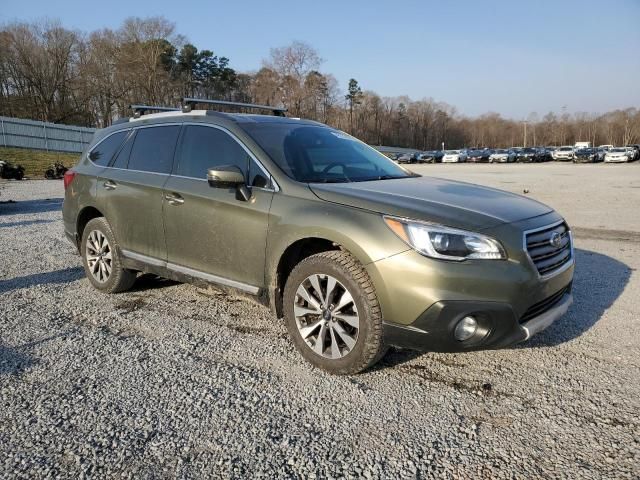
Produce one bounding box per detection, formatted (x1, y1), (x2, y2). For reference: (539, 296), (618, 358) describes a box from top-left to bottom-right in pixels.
(92, 109), (325, 143)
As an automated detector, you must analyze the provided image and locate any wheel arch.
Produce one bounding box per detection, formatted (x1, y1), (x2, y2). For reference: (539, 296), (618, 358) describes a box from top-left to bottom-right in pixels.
(271, 236), (342, 318)
(76, 206), (105, 249)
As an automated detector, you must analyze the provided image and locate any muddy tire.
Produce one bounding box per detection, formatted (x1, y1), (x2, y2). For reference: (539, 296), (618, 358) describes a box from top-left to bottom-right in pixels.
(283, 250), (386, 375)
(81, 217), (136, 293)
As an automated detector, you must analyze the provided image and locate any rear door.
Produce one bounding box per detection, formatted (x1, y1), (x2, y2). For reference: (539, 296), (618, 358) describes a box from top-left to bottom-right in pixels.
(163, 123), (275, 291)
(97, 124), (181, 261)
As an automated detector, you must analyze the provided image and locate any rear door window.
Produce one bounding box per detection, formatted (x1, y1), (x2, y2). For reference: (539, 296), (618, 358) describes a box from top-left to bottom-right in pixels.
(128, 125), (181, 174)
(88, 131), (128, 166)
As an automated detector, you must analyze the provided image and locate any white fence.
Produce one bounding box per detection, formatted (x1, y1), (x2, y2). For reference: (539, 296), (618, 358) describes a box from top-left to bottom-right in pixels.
(0, 116), (96, 153)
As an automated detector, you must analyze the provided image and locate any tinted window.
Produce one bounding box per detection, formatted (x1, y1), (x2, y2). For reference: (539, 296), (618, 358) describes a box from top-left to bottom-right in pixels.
(89, 131), (127, 166)
(111, 131), (135, 169)
(128, 126), (180, 174)
(176, 126), (249, 179)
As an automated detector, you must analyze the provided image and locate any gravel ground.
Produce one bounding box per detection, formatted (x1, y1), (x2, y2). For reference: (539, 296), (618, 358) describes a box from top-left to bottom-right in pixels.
(0, 163), (639, 479)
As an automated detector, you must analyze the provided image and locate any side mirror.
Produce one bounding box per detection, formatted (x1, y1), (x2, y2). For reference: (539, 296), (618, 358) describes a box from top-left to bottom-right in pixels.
(207, 165), (251, 201)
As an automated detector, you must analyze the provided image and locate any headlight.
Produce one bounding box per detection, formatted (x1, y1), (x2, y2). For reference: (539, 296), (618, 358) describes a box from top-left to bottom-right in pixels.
(383, 216), (506, 261)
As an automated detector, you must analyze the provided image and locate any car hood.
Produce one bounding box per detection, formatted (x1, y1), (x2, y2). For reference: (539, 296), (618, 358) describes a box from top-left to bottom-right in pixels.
(309, 176), (553, 231)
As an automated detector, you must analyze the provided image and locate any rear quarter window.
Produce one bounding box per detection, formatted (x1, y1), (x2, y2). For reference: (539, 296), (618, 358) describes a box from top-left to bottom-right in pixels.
(88, 131), (128, 166)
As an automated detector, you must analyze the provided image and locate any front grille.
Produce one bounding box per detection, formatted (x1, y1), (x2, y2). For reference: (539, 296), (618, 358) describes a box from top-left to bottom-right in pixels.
(525, 222), (572, 276)
(520, 284), (571, 324)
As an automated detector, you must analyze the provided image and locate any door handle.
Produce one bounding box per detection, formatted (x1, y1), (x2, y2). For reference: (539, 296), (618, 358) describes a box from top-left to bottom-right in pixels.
(165, 193), (184, 205)
(103, 180), (117, 190)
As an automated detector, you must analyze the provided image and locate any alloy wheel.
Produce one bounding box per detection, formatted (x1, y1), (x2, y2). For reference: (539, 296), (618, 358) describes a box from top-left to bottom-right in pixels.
(293, 273), (359, 359)
(85, 230), (112, 283)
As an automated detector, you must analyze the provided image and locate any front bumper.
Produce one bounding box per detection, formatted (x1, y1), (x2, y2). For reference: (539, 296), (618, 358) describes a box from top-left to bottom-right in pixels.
(604, 157), (628, 163)
(383, 289), (573, 352)
(366, 213), (575, 352)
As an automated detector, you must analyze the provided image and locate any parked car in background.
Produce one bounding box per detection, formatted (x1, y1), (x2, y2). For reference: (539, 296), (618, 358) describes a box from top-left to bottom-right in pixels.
(552, 146), (575, 161)
(516, 147), (540, 163)
(598, 145), (613, 151)
(535, 147), (551, 162)
(574, 142), (591, 150)
(573, 148), (602, 163)
(396, 153), (416, 164)
(625, 145), (640, 161)
(442, 150), (467, 163)
(432, 150), (445, 163)
(604, 148), (632, 163)
(467, 149), (491, 163)
(489, 149), (516, 163)
(595, 147), (609, 162)
(417, 151), (438, 163)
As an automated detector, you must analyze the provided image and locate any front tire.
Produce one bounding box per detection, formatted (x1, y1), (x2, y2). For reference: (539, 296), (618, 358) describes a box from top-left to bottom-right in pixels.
(81, 217), (136, 293)
(283, 251), (386, 374)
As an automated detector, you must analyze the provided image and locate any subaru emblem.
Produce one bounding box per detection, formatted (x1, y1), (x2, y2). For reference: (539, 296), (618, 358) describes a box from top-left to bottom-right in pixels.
(549, 232), (563, 248)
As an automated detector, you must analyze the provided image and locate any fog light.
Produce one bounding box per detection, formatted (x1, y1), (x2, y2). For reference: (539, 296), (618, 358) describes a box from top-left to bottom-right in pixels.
(454, 316), (478, 341)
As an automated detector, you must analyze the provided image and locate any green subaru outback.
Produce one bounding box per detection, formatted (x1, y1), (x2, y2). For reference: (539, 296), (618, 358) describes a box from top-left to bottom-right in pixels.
(63, 99), (574, 374)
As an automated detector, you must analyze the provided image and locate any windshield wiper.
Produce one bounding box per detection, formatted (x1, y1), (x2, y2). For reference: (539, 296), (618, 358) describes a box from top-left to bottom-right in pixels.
(306, 178), (350, 183)
(358, 174), (416, 182)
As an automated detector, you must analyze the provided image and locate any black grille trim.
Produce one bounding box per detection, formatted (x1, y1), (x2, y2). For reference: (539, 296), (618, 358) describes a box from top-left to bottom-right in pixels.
(525, 222), (573, 276)
(520, 284), (571, 324)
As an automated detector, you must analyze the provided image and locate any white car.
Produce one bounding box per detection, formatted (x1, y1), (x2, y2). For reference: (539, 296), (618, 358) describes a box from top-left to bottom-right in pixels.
(489, 149), (515, 163)
(598, 144), (613, 151)
(551, 146), (575, 161)
(442, 150), (467, 163)
(604, 148), (631, 163)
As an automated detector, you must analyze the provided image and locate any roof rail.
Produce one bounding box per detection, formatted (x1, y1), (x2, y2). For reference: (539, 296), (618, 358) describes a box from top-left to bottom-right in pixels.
(130, 104), (180, 118)
(181, 98), (287, 117)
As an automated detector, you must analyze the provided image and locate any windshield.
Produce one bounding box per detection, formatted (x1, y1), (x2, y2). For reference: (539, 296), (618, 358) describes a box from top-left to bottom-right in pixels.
(240, 123), (414, 183)
(611, 148), (626, 152)
(559, 147), (573, 151)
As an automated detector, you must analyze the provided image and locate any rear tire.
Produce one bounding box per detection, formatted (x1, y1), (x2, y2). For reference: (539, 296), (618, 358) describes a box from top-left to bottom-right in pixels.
(283, 250), (386, 374)
(81, 217), (136, 293)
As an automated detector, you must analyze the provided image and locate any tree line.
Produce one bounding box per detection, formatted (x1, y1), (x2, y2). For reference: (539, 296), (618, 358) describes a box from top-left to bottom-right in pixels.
(1, 17), (638, 149)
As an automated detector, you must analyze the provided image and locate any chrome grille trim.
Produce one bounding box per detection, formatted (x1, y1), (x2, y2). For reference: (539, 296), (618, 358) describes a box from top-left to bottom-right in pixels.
(523, 220), (574, 278)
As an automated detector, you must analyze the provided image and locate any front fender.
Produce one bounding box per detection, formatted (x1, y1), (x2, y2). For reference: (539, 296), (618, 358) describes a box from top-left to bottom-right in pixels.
(264, 190), (409, 299)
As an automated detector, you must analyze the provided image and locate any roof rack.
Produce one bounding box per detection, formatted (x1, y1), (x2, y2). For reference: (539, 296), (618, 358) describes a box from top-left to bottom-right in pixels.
(130, 105), (180, 118)
(181, 98), (287, 117)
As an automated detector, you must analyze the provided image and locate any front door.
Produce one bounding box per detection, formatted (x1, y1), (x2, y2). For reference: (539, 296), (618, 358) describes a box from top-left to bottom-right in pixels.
(163, 124), (274, 291)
